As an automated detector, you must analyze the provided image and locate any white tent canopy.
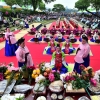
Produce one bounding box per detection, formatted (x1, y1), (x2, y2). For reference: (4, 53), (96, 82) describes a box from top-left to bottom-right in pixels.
(0, 1), (8, 6)
(12, 4), (21, 8)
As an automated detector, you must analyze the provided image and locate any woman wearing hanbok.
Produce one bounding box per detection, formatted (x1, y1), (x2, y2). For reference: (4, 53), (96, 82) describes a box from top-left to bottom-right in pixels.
(55, 31), (65, 42)
(60, 26), (65, 35)
(30, 31), (42, 42)
(69, 31), (77, 43)
(62, 38), (75, 54)
(74, 35), (90, 74)
(44, 37), (58, 55)
(28, 25), (36, 35)
(73, 26), (79, 36)
(51, 44), (72, 73)
(24, 19), (29, 28)
(79, 32), (87, 42)
(5, 27), (18, 56)
(41, 25), (48, 35)
(44, 31), (51, 42)
(66, 26), (71, 35)
(86, 27), (92, 37)
(50, 25), (56, 35)
(80, 26), (85, 35)
(90, 32), (100, 43)
(15, 38), (34, 67)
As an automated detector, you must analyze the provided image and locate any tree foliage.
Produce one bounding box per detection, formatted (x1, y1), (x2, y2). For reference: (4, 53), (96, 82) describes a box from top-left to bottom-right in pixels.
(39, 1), (46, 10)
(52, 4), (65, 12)
(75, 0), (90, 10)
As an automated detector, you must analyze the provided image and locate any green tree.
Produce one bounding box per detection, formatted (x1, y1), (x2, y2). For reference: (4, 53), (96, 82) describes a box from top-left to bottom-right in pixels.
(52, 4), (65, 12)
(5, 0), (16, 6)
(31, 0), (56, 12)
(75, 0), (90, 10)
(39, 1), (46, 10)
(88, 0), (100, 12)
(75, 0), (100, 18)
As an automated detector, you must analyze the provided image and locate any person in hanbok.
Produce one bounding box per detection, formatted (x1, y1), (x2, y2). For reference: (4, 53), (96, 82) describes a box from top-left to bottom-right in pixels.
(15, 38), (34, 67)
(62, 37), (75, 54)
(30, 31), (42, 42)
(69, 31), (77, 43)
(41, 25), (48, 35)
(86, 27), (92, 37)
(28, 25), (36, 35)
(66, 26), (71, 35)
(80, 26), (85, 35)
(51, 44), (72, 73)
(44, 37), (58, 55)
(44, 31), (51, 42)
(90, 32), (100, 43)
(60, 26), (65, 35)
(79, 32), (87, 42)
(50, 25), (56, 35)
(74, 35), (90, 74)
(5, 27), (18, 56)
(73, 27), (79, 36)
(55, 31), (65, 42)
(24, 19), (29, 28)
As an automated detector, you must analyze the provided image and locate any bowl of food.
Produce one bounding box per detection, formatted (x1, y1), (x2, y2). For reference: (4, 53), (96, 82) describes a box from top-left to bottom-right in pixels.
(51, 94), (57, 100)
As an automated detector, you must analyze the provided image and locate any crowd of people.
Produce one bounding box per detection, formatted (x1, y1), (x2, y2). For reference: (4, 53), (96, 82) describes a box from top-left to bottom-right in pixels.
(4, 14), (99, 74)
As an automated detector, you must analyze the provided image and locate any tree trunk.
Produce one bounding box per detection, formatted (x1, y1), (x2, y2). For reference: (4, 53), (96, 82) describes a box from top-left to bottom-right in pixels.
(86, 9), (100, 18)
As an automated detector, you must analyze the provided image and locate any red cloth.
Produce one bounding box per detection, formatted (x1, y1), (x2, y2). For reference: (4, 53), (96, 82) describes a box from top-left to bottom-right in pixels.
(55, 53), (62, 70)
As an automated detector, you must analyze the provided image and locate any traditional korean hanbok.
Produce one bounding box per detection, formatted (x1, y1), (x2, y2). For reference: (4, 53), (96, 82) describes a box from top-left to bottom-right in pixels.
(51, 51), (72, 73)
(44, 33), (51, 42)
(90, 32), (100, 43)
(60, 27), (65, 35)
(41, 27), (48, 35)
(74, 43), (90, 74)
(44, 41), (58, 55)
(55, 33), (65, 42)
(79, 33), (87, 42)
(30, 32), (42, 42)
(5, 32), (18, 56)
(62, 40), (75, 54)
(50, 27), (56, 35)
(24, 20), (29, 28)
(86, 28), (91, 36)
(29, 27), (36, 35)
(15, 46), (33, 67)
(80, 28), (85, 35)
(66, 28), (71, 35)
(69, 32), (77, 43)
(73, 28), (79, 36)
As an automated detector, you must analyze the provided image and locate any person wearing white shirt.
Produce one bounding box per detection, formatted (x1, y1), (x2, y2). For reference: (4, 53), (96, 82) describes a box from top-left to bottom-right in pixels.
(55, 31), (65, 42)
(30, 31), (42, 42)
(90, 32), (100, 43)
(69, 31), (77, 43)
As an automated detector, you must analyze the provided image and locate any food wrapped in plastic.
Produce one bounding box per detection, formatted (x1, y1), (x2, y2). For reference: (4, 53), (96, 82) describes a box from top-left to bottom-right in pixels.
(51, 94), (57, 100)
(78, 96), (90, 100)
(34, 83), (45, 92)
(36, 96), (46, 100)
(14, 84), (33, 93)
(49, 80), (64, 92)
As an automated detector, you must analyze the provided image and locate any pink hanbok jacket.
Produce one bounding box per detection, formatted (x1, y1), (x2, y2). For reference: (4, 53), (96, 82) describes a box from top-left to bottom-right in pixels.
(74, 43), (90, 63)
(5, 32), (16, 44)
(15, 46), (33, 67)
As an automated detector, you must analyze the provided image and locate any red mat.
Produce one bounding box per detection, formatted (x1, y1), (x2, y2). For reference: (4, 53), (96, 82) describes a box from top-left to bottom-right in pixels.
(0, 23), (100, 72)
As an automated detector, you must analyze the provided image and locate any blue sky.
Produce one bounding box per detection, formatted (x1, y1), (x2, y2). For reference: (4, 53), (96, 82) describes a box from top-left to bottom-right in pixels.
(45, 0), (78, 9)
